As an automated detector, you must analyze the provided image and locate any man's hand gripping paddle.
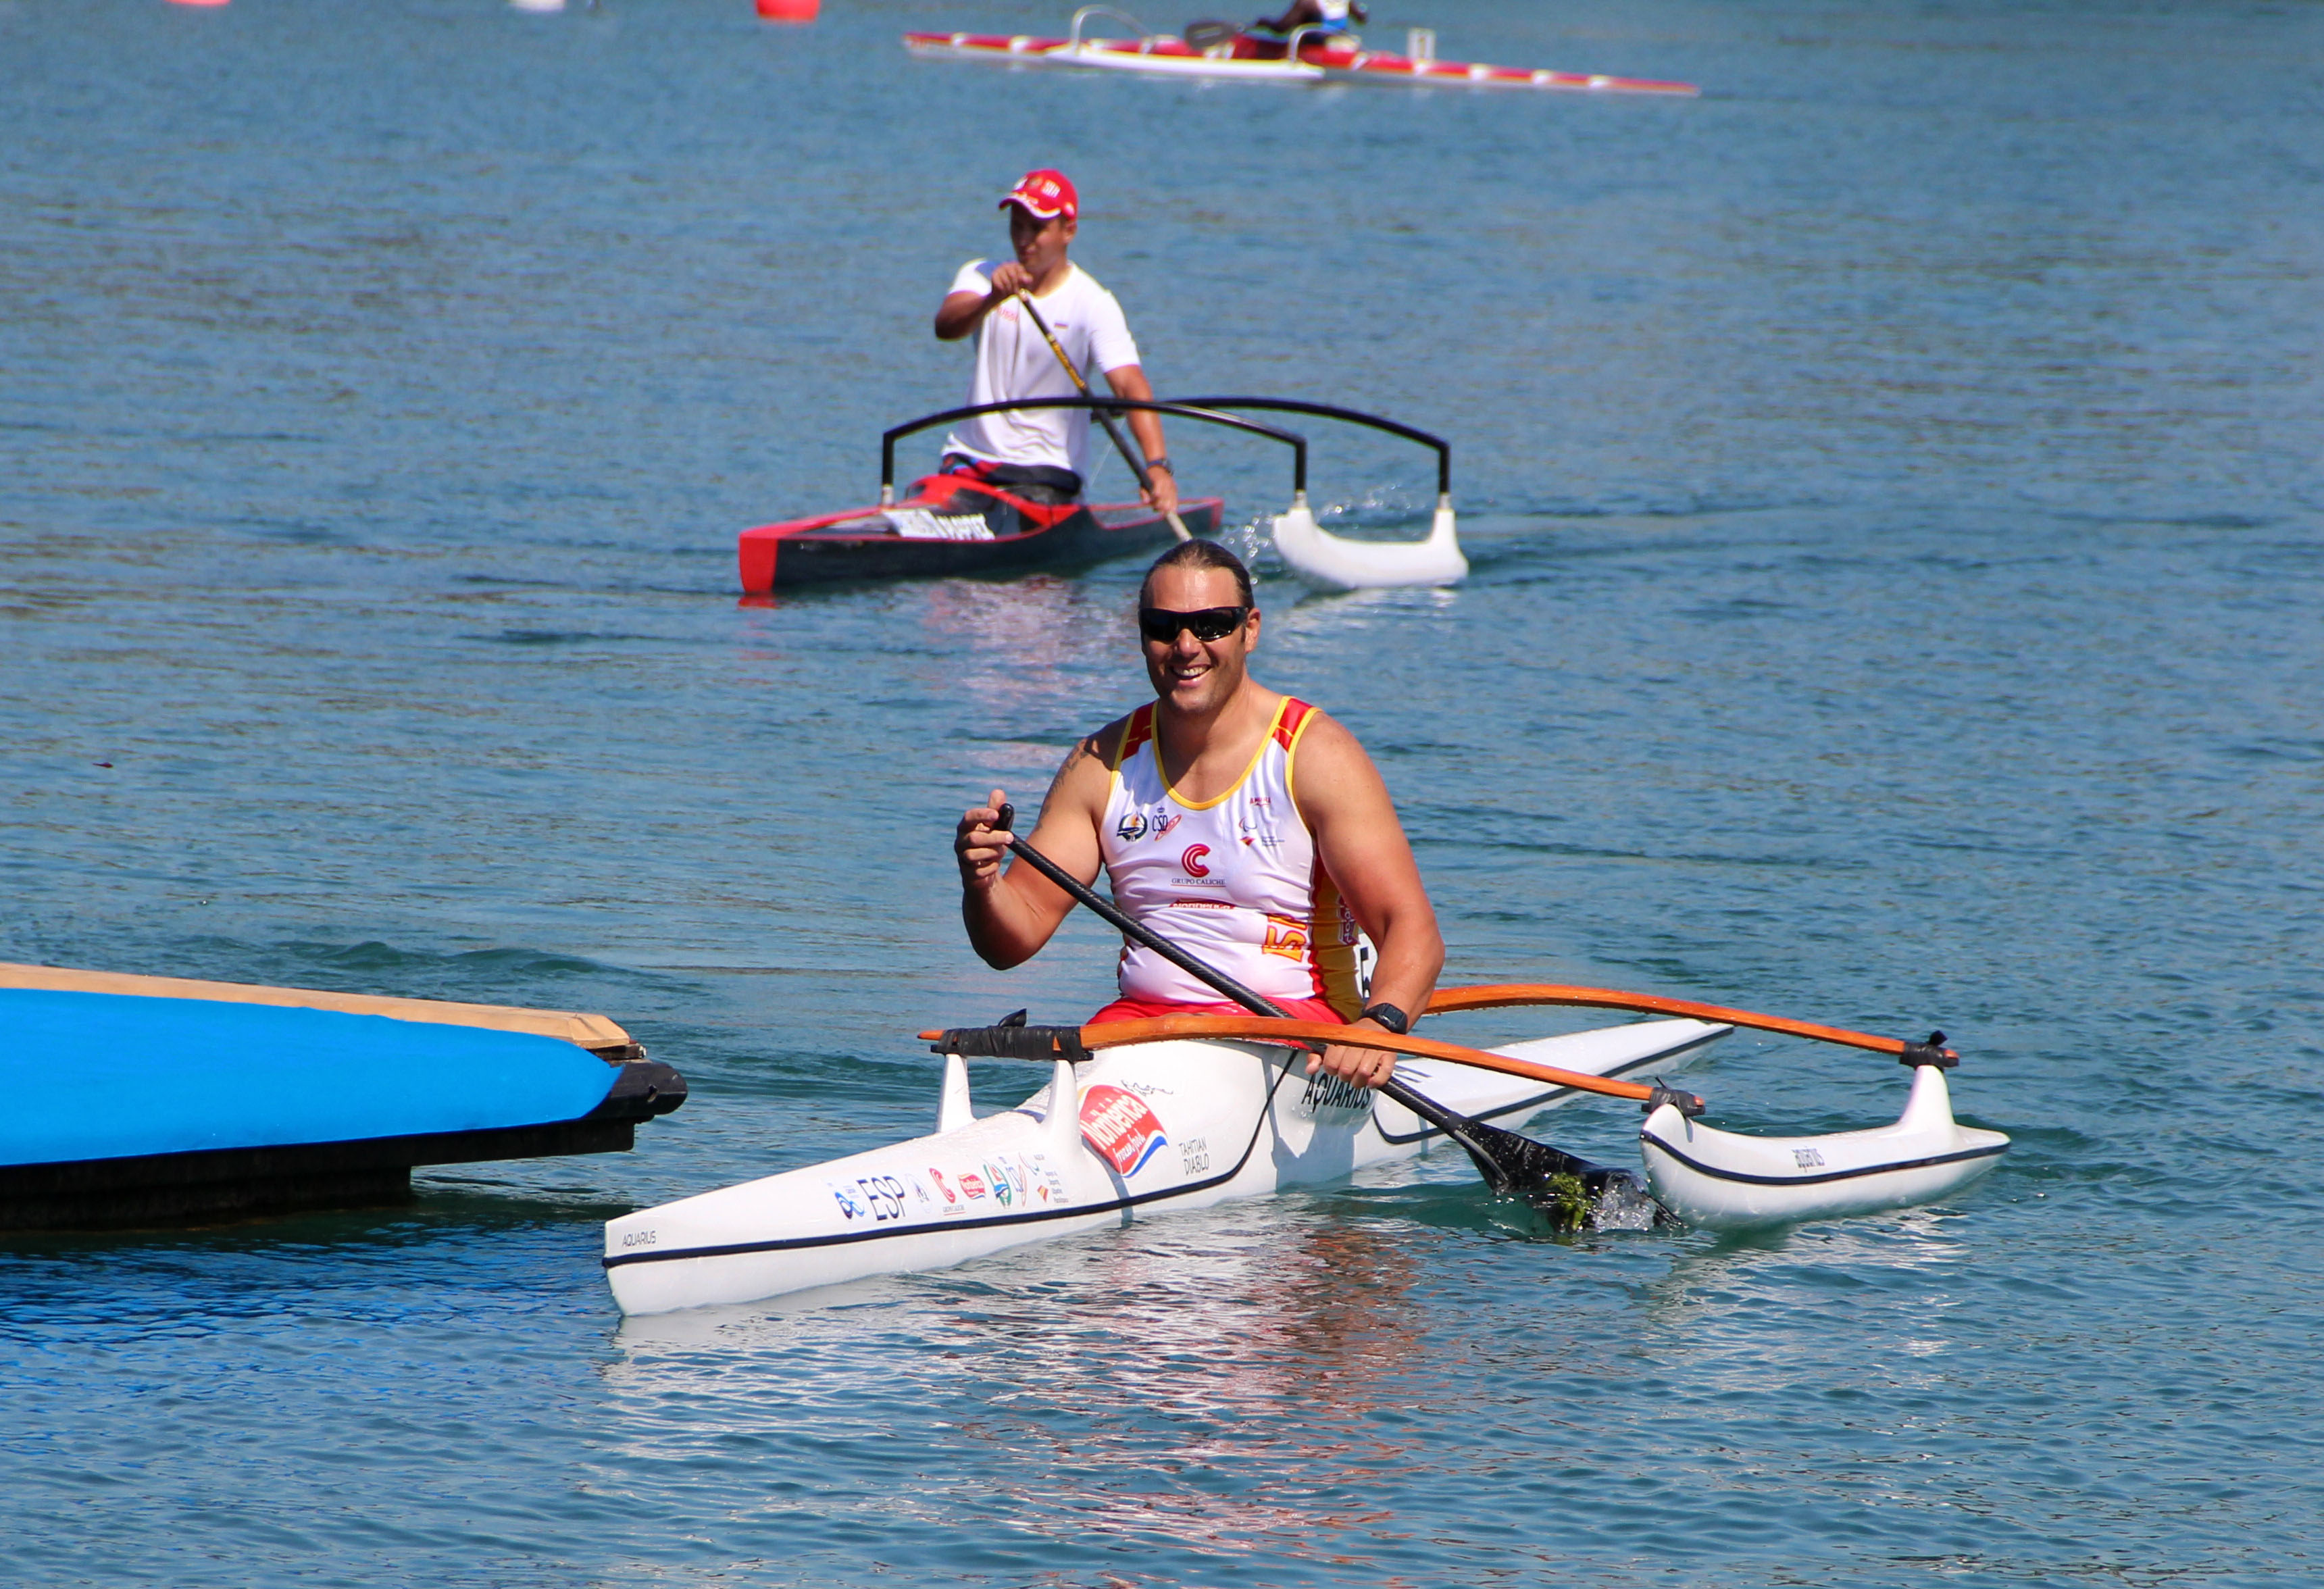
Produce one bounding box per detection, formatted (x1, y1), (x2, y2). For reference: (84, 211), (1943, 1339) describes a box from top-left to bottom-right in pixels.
(948, 805), (1697, 1224)
(1014, 291), (1192, 543)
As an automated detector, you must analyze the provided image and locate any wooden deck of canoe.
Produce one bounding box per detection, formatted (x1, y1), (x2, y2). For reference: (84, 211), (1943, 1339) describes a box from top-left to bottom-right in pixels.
(1, 962), (684, 1232)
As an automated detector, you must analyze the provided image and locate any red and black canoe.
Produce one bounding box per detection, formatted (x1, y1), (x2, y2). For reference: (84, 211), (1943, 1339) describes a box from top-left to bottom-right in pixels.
(737, 397), (1305, 594)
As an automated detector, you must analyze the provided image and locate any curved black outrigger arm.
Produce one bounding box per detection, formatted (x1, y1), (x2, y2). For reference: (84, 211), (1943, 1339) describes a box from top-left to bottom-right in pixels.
(1171, 397), (1452, 499)
(881, 397), (1307, 507)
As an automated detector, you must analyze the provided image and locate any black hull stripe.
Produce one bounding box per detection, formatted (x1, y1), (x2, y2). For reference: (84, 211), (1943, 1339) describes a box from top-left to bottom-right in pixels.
(1371, 1032), (1725, 1146)
(1640, 1132), (2007, 1188)
(605, 1055), (1295, 1271)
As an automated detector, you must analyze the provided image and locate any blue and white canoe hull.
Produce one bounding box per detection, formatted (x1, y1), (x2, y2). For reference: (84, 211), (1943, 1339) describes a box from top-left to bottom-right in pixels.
(1, 967), (684, 1230)
(1639, 1062), (2008, 1231)
(603, 1018), (1727, 1315)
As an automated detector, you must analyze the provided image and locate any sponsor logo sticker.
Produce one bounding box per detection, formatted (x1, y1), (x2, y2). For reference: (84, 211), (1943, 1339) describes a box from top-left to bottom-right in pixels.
(1080, 1083), (1171, 1176)
(1180, 844), (1211, 878)
(830, 1176), (911, 1223)
(1261, 913), (1312, 961)
(1296, 1071), (1373, 1119)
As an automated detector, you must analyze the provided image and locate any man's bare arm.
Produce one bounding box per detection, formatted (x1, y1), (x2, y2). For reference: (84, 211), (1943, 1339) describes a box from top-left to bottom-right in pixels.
(1290, 713), (1445, 1084)
(955, 732), (1117, 967)
(934, 261), (1039, 340)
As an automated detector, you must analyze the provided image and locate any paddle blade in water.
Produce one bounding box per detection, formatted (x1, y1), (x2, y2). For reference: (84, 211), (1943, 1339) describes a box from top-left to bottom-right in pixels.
(1459, 1119), (1669, 1232)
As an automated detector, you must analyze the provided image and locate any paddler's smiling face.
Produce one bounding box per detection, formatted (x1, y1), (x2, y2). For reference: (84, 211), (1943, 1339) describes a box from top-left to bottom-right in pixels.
(1140, 565), (1259, 717)
(1008, 205), (1076, 284)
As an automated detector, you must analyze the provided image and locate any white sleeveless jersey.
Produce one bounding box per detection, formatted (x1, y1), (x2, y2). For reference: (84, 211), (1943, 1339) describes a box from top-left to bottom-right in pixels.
(1098, 697), (1363, 1017)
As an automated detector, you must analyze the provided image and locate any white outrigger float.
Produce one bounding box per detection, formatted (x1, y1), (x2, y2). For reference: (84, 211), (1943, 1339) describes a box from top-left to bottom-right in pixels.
(604, 1017), (1723, 1317)
(1272, 493), (1466, 589)
(1168, 396), (1469, 589)
(1641, 1042), (2009, 1230)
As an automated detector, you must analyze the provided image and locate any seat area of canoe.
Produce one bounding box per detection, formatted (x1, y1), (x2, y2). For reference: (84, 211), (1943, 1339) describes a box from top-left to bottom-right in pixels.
(2, 964), (685, 1231)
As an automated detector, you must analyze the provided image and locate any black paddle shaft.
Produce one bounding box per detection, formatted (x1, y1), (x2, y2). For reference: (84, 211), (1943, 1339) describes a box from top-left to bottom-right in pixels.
(990, 804), (1618, 1200)
(1012, 294), (1161, 503)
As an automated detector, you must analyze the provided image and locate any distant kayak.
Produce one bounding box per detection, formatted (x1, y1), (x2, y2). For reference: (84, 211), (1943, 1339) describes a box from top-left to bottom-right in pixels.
(904, 10), (1698, 95)
(739, 394), (1312, 595)
(740, 470), (1215, 595)
(742, 394), (1472, 595)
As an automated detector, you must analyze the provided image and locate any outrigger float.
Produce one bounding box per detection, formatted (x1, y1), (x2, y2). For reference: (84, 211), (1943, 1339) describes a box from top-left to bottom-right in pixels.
(905, 9), (1699, 96)
(606, 979), (2009, 1315)
(2, 961), (684, 1230)
(1641, 1040), (2009, 1230)
(739, 395), (1467, 593)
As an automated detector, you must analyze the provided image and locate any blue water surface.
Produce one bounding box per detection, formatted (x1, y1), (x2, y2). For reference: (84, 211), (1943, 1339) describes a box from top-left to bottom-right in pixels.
(3, 0), (2321, 1584)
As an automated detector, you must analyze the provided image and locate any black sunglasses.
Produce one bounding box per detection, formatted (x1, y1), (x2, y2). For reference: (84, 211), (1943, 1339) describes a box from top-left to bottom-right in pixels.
(1138, 605), (1249, 644)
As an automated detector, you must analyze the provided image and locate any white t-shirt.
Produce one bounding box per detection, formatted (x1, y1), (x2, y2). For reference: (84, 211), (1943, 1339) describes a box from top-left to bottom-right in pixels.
(942, 260), (1142, 482)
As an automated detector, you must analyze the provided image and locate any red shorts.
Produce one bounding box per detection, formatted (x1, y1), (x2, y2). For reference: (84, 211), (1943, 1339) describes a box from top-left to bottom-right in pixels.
(1088, 994), (1350, 1026)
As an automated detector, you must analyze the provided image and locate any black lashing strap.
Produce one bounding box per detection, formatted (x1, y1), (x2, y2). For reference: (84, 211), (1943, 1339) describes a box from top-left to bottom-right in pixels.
(1642, 1081), (1706, 1119)
(929, 1009), (1088, 1064)
(1896, 1030), (1959, 1069)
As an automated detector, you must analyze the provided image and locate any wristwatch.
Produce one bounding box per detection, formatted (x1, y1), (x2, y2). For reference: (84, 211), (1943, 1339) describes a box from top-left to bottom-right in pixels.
(1359, 1002), (1410, 1035)
(1144, 457), (1172, 474)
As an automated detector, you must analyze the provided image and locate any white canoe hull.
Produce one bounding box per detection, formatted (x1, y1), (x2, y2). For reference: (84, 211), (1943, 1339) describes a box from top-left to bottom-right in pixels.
(605, 1019), (1725, 1315)
(1271, 500), (1468, 590)
(1639, 1063), (2008, 1231)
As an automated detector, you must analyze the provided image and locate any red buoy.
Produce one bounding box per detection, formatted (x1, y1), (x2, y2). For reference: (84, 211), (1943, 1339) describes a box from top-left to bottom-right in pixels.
(755, 0), (818, 20)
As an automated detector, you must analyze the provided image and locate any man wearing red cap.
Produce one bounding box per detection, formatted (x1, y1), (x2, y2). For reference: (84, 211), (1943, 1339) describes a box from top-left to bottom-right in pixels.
(932, 170), (1178, 515)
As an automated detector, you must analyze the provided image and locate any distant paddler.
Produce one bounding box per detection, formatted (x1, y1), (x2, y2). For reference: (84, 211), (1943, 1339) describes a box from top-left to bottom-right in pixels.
(932, 169), (1181, 520)
(954, 539), (1443, 1088)
(1247, 0), (1367, 44)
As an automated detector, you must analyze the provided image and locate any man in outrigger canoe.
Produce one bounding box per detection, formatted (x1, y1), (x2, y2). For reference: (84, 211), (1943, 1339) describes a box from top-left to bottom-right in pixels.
(954, 540), (1442, 1088)
(932, 169), (1178, 515)
(1248, 0), (1368, 43)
